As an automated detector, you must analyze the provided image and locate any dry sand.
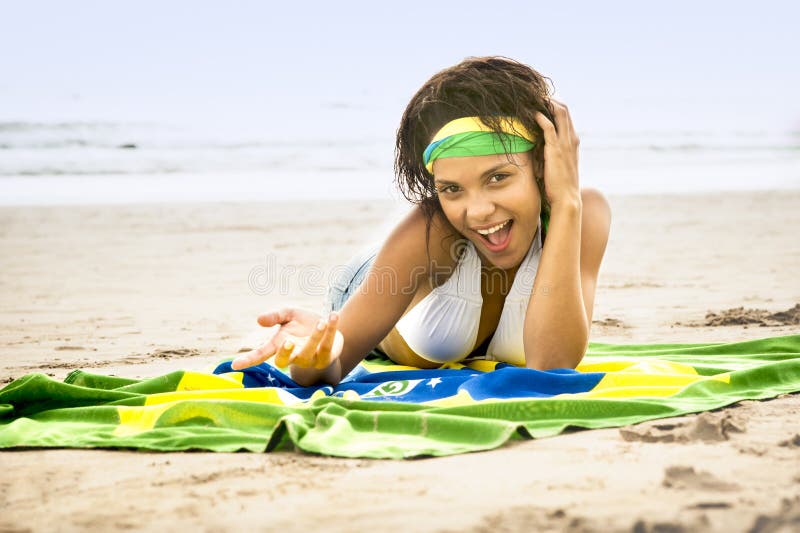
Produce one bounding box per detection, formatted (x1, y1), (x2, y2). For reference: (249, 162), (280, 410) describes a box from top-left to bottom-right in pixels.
(1, 190), (799, 532)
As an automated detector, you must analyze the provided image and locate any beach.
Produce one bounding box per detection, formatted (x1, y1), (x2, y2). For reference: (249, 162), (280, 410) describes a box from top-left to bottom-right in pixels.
(2, 190), (799, 531)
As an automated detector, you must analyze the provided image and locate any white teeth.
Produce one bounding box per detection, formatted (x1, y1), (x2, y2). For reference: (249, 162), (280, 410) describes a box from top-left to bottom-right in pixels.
(476, 220), (510, 235)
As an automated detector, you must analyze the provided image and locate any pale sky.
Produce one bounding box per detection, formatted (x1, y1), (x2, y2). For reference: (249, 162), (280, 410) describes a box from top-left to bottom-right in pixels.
(1, 0), (798, 138)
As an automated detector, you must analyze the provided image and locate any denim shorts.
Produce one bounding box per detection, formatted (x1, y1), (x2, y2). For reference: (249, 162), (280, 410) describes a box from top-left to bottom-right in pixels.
(325, 242), (381, 315)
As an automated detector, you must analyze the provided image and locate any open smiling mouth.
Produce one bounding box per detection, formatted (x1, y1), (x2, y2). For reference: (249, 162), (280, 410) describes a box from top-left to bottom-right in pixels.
(475, 219), (513, 251)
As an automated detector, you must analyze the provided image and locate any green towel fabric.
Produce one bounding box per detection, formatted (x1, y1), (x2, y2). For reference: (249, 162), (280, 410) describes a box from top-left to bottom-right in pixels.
(0, 334), (798, 458)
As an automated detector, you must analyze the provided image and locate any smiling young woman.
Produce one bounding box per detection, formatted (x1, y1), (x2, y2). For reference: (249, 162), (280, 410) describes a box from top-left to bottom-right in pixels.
(432, 151), (542, 272)
(232, 56), (611, 386)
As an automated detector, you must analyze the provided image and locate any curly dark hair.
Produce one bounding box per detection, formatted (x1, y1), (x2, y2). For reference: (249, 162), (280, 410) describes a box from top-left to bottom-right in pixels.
(394, 56), (555, 264)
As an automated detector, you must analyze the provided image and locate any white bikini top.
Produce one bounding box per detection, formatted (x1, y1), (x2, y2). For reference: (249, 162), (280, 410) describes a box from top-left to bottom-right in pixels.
(395, 226), (542, 366)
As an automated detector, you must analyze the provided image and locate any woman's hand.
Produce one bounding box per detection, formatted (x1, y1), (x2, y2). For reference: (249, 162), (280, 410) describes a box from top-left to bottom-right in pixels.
(534, 99), (581, 207)
(230, 308), (343, 371)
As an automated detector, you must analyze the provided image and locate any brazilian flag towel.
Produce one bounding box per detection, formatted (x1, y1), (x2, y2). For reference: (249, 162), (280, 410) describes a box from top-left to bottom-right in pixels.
(1, 334), (799, 459)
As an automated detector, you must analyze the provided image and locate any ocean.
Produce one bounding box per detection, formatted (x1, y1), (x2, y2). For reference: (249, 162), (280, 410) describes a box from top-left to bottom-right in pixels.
(1, 120), (798, 205)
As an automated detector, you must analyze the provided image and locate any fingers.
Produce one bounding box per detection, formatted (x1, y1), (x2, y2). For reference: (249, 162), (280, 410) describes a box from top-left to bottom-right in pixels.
(277, 313), (340, 370)
(234, 309), (340, 371)
(534, 111), (557, 144)
(313, 312), (338, 369)
(550, 98), (579, 145)
(228, 308), (292, 370)
(257, 307), (292, 328)
(535, 99), (579, 148)
(290, 317), (328, 368)
(230, 333), (283, 370)
(273, 338), (296, 368)
(548, 98), (569, 138)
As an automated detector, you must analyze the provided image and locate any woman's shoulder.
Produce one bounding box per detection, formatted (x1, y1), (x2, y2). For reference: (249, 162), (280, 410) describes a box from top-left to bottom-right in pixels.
(385, 205), (462, 264)
(385, 205), (461, 285)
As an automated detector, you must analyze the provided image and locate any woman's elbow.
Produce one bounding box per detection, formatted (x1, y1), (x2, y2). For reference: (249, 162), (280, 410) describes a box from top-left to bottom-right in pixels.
(525, 345), (587, 370)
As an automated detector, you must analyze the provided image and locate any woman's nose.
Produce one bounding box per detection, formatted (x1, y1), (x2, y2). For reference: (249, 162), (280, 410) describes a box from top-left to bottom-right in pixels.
(467, 194), (496, 220)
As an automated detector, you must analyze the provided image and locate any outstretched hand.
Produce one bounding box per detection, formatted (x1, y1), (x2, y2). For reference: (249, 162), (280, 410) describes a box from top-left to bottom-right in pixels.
(230, 308), (343, 371)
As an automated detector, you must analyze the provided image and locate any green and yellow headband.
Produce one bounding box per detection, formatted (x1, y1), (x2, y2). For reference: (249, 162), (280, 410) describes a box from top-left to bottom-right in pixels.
(422, 116), (536, 174)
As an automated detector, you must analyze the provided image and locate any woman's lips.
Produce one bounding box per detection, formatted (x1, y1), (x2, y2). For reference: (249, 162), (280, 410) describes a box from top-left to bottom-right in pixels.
(475, 220), (513, 253)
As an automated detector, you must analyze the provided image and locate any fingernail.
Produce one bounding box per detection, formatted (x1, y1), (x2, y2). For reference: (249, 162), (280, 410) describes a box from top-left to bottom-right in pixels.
(329, 311), (338, 321)
(317, 320), (326, 330)
(283, 340), (294, 350)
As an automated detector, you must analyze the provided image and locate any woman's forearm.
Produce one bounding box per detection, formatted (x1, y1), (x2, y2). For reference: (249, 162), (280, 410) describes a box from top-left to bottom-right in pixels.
(523, 198), (588, 369)
(290, 359), (342, 387)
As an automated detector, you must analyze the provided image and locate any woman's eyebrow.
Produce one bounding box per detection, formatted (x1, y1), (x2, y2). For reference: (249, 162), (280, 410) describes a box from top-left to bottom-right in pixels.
(434, 162), (512, 186)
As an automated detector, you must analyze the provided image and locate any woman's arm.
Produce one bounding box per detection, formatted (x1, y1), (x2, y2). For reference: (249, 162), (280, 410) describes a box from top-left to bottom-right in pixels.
(290, 206), (434, 386)
(523, 100), (611, 369)
(523, 188), (610, 370)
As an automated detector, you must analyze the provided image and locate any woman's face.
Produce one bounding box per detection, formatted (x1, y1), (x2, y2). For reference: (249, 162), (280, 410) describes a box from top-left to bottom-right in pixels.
(432, 150), (541, 272)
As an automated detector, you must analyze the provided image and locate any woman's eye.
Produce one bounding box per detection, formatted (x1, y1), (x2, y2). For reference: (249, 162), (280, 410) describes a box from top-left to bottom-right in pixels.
(439, 175), (507, 195)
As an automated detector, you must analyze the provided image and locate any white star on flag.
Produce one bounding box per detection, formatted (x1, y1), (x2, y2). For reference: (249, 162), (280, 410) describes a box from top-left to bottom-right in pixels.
(427, 377), (442, 389)
(267, 374), (277, 385)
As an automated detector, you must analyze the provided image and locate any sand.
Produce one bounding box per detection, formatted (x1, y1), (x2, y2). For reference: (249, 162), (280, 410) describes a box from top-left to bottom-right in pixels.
(1, 190), (799, 532)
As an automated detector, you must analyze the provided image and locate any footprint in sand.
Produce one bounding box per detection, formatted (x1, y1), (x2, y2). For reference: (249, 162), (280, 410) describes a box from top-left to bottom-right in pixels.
(150, 348), (201, 359)
(778, 434), (800, 448)
(592, 317), (630, 328)
(620, 411), (746, 443)
(467, 506), (588, 533)
(747, 496), (800, 532)
(674, 303), (800, 327)
(631, 514), (711, 533)
(662, 466), (741, 491)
